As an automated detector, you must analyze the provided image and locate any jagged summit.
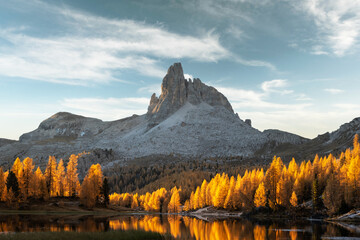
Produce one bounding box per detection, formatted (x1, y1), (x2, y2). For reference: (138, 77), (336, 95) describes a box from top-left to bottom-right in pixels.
(0, 62), (320, 172)
(147, 63), (233, 124)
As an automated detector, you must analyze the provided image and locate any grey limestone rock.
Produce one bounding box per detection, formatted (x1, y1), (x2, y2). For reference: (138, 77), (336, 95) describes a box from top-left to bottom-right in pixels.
(146, 63), (233, 125)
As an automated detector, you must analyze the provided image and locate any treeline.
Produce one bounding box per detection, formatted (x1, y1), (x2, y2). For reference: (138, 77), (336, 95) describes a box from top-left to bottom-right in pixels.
(110, 135), (360, 215)
(106, 157), (259, 195)
(0, 154), (109, 208)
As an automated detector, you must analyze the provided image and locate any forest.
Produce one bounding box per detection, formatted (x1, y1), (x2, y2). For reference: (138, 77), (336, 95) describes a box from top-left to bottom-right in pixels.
(1, 135), (360, 216)
(109, 135), (360, 215)
(0, 154), (108, 208)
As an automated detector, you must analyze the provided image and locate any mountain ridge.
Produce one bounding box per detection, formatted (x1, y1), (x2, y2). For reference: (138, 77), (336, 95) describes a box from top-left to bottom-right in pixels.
(0, 63), (358, 174)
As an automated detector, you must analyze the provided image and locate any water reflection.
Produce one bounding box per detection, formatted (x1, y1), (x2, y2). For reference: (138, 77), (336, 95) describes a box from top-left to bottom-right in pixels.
(0, 214), (359, 239)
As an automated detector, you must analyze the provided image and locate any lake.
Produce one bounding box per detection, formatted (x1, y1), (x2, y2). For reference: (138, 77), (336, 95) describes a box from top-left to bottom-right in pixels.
(0, 214), (359, 239)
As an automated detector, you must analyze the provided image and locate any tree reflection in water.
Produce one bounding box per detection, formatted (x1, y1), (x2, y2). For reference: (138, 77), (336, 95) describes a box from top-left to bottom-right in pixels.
(0, 214), (358, 239)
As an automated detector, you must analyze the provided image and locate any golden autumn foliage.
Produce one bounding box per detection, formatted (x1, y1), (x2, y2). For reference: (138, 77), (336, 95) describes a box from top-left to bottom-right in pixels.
(66, 154), (80, 197)
(290, 191), (298, 207)
(2, 135), (360, 216)
(80, 164), (104, 208)
(110, 134), (360, 215)
(168, 187), (181, 213)
(254, 182), (266, 208)
(0, 153), (103, 208)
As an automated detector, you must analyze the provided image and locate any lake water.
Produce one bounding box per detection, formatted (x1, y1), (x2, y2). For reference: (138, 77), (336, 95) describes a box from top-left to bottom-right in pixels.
(0, 214), (359, 239)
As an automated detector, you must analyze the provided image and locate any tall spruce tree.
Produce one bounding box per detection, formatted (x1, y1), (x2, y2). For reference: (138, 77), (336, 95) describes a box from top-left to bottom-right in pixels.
(6, 171), (19, 198)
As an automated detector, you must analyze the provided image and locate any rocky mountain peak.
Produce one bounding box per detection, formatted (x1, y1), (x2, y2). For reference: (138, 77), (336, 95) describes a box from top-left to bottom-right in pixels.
(147, 63), (234, 124)
(19, 112), (104, 142)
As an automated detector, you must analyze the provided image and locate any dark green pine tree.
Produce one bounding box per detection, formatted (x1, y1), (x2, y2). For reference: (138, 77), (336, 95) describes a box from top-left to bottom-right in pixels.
(101, 178), (110, 206)
(6, 171), (19, 198)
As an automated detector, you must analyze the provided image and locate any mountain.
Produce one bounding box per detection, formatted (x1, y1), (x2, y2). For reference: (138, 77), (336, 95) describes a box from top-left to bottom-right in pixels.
(272, 117), (360, 160)
(0, 138), (16, 148)
(0, 63), (358, 174)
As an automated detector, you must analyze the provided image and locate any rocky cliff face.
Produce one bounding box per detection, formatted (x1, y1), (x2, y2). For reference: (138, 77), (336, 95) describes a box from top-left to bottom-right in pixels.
(147, 63), (233, 125)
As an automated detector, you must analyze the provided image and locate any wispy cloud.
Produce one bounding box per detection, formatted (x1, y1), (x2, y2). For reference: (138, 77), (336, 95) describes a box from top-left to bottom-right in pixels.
(215, 79), (302, 110)
(0, 0), (276, 86)
(138, 84), (161, 96)
(60, 97), (149, 120)
(296, 93), (312, 101)
(296, 0), (360, 56)
(324, 88), (344, 94)
(235, 57), (277, 71)
(261, 79), (293, 95)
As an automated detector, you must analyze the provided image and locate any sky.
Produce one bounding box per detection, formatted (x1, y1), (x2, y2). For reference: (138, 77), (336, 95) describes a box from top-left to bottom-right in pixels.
(1, 0), (360, 140)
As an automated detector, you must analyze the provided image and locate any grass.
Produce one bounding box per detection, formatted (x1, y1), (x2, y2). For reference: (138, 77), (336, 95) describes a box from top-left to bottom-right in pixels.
(0, 230), (168, 240)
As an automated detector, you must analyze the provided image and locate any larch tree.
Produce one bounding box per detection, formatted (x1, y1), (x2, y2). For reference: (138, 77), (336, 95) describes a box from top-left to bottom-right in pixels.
(254, 182), (267, 208)
(183, 200), (190, 211)
(66, 154), (80, 197)
(21, 157), (35, 199)
(11, 157), (22, 180)
(32, 167), (44, 199)
(80, 164), (104, 208)
(193, 186), (201, 210)
(346, 156), (360, 207)
(265, 156), (284, 210)
(224, 176), (236, 210)
(80, 175), (95, 208)
(131, 193), (139, 209)
(168, 187), (181, 213)
(287, 158), (298, 183)
(213, 174), (229, 208)
(45, 156), (57, 196)
(289, 191), (298, 207)
(323, 174), (342, 215)
(55, 159), (66, 197)
(199, 180), (208, 208)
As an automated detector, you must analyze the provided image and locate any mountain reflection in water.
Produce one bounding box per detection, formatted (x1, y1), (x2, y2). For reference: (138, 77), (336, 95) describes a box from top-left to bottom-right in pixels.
(0, 214), (359, 239)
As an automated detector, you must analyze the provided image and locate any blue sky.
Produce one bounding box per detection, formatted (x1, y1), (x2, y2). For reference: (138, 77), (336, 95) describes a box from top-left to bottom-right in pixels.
(1, 0), (360, 140)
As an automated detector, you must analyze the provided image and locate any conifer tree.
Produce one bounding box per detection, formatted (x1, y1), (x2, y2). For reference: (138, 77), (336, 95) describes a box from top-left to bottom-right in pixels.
(55, 159), (66, 197)
(101, 177), (110, 206)
(11, 157), (22, 179)
(290, 191), (298, 207)
(224, 176), (236, 210)
(131, 193), (139, 209)
(6, 171), (19, 199)
(45, 156), (57, 196)
(193, 186), (201, 210)
(254, 182), (266, 208)
(168, 187), (181, 213)
(199, 180), (208, 208)
(265, 156), (283, 209)
(21, 157), (35, 199)
(66, 154), (80, 197)
(32, 167), (44, 199)
(312, 175), (321, 211)
(323, 174), (342, 214)
(80, 164), (104, 208)
(0, 168), (5, 202)
(213, 174), (229, 208)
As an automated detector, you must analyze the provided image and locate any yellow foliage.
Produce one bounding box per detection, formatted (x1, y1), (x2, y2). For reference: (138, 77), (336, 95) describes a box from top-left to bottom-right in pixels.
(290, 191), (298, 207)
(254, 182), (266, 208)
